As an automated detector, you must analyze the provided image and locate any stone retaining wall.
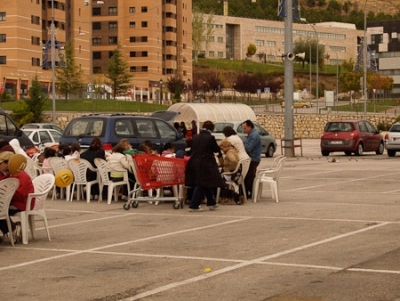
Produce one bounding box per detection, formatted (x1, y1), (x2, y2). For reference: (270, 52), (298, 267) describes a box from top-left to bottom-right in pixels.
(43, 112), (398, 139)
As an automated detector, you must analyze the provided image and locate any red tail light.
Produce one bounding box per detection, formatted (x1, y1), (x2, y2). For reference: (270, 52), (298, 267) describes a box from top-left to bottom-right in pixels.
(384, 133), (388, 143)
(103, 143), (113, 151)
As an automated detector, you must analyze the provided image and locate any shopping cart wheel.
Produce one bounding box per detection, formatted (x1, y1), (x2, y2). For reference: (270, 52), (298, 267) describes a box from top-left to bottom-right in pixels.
(173, 202), (181, 210)
(132, 201), (139, 208)
(123, 203), (131, 210)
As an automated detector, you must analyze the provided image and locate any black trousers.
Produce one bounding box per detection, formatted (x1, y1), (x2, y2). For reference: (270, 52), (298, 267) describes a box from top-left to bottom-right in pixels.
(244, 161), (260, 198)
(0, 207), (20, 235)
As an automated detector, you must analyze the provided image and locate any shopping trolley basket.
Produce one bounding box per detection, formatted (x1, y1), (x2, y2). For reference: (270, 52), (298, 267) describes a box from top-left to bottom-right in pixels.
(123, 154), (187, 210)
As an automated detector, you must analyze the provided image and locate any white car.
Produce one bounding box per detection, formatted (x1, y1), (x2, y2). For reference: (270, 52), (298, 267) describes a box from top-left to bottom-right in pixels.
(384, 122), (400, 157)
(21, 123), (63, 133)
(22, 128), (62, 151)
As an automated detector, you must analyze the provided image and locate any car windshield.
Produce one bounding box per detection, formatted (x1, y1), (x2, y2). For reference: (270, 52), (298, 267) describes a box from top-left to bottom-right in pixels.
(64, 118), (105, 137)
(389, 124), (400, 132)
(325, 122), (354, 132)
(214, 123), (234, 133)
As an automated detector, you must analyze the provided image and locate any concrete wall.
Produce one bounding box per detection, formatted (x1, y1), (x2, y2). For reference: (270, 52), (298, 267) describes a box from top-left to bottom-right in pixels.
(43, 112), (398, 139)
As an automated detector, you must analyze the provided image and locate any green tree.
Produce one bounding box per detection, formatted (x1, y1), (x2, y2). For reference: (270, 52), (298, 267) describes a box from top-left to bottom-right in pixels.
(192, 7), (205, 63)
(204, 13), (215, 57)
(105, 44), (133, 99)
(10, 75), (46, 125)
(247, 43), (257, 57)
(56, 40), (84, 101)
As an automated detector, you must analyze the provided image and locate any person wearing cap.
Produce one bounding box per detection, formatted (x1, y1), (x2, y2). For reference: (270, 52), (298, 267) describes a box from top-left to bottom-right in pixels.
(0, 142), (34, 243)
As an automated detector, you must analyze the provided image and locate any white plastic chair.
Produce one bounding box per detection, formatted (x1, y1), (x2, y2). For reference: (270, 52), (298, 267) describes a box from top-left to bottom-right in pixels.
(253, 156), (286, 203)
(0, 178), (20, 246)
(15, 174), (55, 244)
(48, 157), (70, 201)
(25, 157), (43, 180)
(67, 158), (99, 203)
(94, 158), (129, 205)
(216, 158), (251, 203)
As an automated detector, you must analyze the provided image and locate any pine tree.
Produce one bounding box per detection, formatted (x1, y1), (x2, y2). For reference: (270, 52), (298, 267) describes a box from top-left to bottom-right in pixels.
(105, 44), (133, 99)
(56, 40), (84, 101)
(11, 75), (46, 125)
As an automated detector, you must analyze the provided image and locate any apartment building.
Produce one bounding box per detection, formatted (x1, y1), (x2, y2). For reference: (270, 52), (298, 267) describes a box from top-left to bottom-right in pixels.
(200, 14), (362, 68)
(0, 0), (192, 101)
(367, 20), (400, 97)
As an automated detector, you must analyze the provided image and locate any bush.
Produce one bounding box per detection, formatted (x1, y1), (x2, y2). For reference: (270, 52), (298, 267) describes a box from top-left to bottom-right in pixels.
(376, 122), (391, 131)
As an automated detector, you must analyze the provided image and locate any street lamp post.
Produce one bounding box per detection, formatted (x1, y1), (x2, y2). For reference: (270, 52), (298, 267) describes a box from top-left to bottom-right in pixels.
(51, 0), (56, 124)
(301, 18), (319, 112)
(159, 79), (163, 105)
(308, 40), (312, 99)
(203, 81), (206, 102)
(233, 82), (236, 102)
(335, 51), (339, 105)
(363, 0), (368, 119)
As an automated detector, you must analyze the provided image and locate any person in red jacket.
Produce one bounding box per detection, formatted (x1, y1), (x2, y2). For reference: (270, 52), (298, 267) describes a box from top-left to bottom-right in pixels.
(0, 142), (34, 243)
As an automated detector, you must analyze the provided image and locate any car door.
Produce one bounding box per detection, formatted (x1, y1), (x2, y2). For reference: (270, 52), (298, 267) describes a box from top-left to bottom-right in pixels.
(154, 119), (185, 152)
(357, 121), (372, 151)
(365, 121), (381, 151)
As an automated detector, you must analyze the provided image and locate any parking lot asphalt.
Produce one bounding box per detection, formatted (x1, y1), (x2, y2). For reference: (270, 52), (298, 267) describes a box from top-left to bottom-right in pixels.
(2, 139), (400, 301)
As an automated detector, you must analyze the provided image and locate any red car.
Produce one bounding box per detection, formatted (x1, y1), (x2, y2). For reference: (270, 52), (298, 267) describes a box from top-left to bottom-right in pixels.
(320, 120), (384, 156)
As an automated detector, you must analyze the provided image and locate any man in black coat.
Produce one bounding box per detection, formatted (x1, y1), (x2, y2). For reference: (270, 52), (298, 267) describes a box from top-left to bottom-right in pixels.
(185, 121), (224, 212)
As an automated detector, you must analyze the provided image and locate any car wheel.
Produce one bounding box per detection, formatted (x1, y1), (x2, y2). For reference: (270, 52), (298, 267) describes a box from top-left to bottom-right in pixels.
(321, 151), (330, 156)
(387, 150), (396, 157)
(376, 142), (384, 155)
(344, 151), (352, 156)
(355, 143), (363, 156)
(266, 144), (274, 157)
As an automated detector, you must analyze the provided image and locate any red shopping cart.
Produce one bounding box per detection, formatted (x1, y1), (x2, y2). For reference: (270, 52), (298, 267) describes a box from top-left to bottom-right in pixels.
(123, 154), (187, 210)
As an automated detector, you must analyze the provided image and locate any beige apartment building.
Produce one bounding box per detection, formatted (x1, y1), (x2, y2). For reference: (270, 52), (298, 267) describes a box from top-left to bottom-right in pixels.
(200, 14), (362, 67)
(0, 0), (193, 101)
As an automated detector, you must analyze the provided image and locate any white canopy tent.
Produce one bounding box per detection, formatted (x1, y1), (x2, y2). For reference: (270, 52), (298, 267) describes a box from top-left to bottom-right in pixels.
(167, 103), (256, 130)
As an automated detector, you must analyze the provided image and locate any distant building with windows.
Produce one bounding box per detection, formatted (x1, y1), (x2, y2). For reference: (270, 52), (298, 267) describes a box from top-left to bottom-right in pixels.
(367, 20), (400, 97)
(0, 0), (192, 101)
(200, 14), (362, 67)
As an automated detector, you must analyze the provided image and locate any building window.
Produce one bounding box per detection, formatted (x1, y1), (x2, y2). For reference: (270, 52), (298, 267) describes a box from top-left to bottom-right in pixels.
(141, 6), (148, 13)
(141, 21), (148, 28)
(109, 51), (114, 58)
(129, 22), (135, 28)
(142, 66), (148, 72)
(31, 36), (40, 45)
(130, 52), (136, 57)
(92, 7), (101, 16)
(0, 56), (6, 64)
(208, 36), (214, 42)
(141, 36), (148, 42)
(218, 52), (224, 58)
(129, 7), (135, 13)
(108, 22), (117, 30)
(0, 34), (5, 43)
(266, 41), (276, 47)
(130, 66), (136, 72)
(255, 40), (264, 46)
(93, 52), (102, 59)
(31, 15), (40, 25)
(93, 66), (102, 74)
(129, 37), (136, 42)
(217, 37), (223, 43)
(209, 51), (215, 58)
(92, 37), (102, 45)
(109, 37), (117, 45)
(142, 51), (148, 57)
(108, 7), (117, 15)
(0, 12), (6, 21)
(183, 43), (187, 49)
(93, 22), (101, 30)
(31, 58), (40, 66)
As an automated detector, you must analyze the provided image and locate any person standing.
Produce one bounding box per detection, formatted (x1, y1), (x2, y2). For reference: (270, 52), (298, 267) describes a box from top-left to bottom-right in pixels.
(242, 120), (262, 199)
(185, 121), (224, 212)
(190, 120), (198, 137)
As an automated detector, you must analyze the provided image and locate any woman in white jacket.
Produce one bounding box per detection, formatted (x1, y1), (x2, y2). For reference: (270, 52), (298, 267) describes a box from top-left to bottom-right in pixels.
(107, 143), (134, 200)
(222, 126), (250, 161)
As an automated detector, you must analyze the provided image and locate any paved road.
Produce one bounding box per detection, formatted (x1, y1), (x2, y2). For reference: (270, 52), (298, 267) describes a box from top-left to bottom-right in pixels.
(2, 140), (400, 301)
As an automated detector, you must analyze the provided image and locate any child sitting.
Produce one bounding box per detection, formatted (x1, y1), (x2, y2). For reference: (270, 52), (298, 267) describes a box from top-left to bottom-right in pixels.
(219, 140), (242, 205)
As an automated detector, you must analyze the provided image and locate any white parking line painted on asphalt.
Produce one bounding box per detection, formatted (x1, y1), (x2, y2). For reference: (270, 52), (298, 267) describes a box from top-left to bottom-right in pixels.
(0, 217), (250, 272)
(120, 222), (390, 301)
